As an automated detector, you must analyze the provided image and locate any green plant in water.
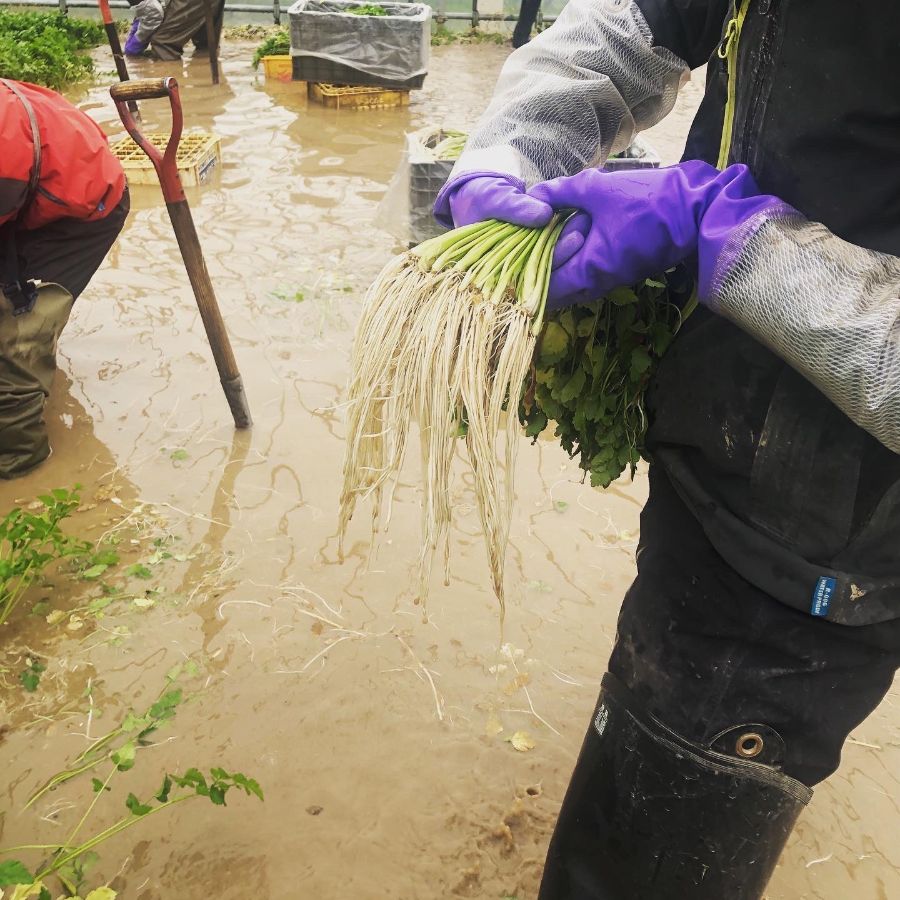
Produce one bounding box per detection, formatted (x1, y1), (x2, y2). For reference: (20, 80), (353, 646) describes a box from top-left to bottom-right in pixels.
(1, 663), (263, 898)
(26, 662), (198, 808)
(251, 27), (290, 68)
(272, 288), (306, 303)
(0, 768), (262, 897)
(0, 488), (91, 629)
(19, 657), (45, 693)
(0, 11), (104, 90)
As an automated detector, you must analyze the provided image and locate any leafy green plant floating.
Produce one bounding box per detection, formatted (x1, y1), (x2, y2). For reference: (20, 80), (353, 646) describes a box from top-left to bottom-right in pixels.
(0, 488), (91, 629)
(0, 664), (263, 898)
(0, 11), (104, 90)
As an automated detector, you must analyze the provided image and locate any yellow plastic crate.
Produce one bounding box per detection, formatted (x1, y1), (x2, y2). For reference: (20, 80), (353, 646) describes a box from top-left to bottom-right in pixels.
(261, 54), (292, 81)
(307, 82), (410, 110)
(110, 132), (222, 187)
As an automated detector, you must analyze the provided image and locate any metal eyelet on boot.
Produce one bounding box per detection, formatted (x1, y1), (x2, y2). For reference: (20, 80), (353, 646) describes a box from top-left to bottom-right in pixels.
(709, 723), (786, 768)
(735, 732), (765, 758)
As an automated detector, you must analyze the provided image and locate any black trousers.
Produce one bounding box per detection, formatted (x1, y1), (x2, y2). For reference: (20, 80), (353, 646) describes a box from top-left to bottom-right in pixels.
(608, 464), (900, 787)
(15, 189), (130, 299)
(513, 0), (541, 47)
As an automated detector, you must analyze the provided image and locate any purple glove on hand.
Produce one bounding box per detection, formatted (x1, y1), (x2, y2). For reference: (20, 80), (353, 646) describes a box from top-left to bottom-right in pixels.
(124, 19), (149, 56)
(433, 172), (553, 230)
(529, 160), (780, 309)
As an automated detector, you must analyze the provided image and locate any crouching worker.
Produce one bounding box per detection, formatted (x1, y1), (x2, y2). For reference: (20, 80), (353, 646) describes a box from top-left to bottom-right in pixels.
(0, 79), (128, 479)
(126, 0), (225, 62)
(123, 0), (166, 56)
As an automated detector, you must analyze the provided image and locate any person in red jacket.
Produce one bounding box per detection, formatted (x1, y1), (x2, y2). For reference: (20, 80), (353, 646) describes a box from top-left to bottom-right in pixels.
(0, 78), (129, 479)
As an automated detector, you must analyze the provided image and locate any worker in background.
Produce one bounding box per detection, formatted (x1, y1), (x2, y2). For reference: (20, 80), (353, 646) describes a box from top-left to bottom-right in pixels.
(124, 0), (165, 55)
(125, 0), (225, 61)
(0, 79), (128, 479)
(434, 0), (900, 897)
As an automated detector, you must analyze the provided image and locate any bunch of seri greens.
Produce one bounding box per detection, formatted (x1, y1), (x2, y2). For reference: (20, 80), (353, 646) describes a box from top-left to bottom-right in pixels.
(0, 11), (104, 90)
(339, 218), (689, 613)
(521, 273), (691, 489)
(431, 130), (466, 161)
(251, 28), (290, 67)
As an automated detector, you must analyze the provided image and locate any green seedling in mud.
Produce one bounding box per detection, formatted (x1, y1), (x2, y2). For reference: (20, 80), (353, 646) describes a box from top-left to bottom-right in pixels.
(1, 767), (262, 897)
(251, 28), (290, 68)
(26, 662), (199, 808)
(19, 658), (45, 693)
(3, 664), (263, 898)
(0, 489), (91, 629)
(0, 11), (103, 90)
(79, 550), (120, 583)
(272, 288), (306, 304)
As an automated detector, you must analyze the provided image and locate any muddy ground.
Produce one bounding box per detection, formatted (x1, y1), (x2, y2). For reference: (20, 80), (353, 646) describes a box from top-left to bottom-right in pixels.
(0, 41), (898, 900)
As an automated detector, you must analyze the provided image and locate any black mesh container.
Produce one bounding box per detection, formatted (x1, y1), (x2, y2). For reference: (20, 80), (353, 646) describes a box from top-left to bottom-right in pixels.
(288, 0), (430, 90)
(407, 129), (456, 244)
(291, 56), (426, 89)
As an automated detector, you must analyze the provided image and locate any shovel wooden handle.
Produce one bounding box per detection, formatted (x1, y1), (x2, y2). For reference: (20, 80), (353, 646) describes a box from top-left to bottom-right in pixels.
(109, 77), (252, 429)
(97, 0), (140, 121)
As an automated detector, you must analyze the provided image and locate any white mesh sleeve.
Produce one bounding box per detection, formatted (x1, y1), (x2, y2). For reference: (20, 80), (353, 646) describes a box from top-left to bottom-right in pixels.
(452, 0), (689, 185)
(707, 211), (900, 454)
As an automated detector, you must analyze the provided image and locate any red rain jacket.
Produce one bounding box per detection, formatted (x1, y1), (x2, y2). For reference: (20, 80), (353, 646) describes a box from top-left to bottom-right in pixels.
(0, 79), (126, 231)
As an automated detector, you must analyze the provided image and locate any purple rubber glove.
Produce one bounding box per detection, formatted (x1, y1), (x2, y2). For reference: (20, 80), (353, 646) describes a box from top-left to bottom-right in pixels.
(433, 172), (553, 230)
(124, 19), (149, 56)
(528, 160), (777, 309)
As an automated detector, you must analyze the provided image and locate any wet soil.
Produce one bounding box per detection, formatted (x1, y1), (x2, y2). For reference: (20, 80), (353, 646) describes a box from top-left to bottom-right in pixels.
(0, 42), (897, 900)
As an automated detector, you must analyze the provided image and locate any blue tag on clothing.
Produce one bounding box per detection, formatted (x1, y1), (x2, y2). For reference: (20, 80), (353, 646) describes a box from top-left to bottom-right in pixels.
(810, 576), (836, 617)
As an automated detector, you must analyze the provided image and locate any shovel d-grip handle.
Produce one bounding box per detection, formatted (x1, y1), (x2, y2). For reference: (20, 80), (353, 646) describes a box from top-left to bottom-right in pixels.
(111, 77), (185, 203)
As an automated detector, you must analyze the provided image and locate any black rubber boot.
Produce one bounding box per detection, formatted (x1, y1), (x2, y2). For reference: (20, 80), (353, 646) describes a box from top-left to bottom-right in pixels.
(539, 674), (812, 900)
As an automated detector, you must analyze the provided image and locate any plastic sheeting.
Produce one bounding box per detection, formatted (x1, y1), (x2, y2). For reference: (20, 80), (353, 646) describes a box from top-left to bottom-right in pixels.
(376, 126), (454, 246)
(707, 209), (900, 454)
(288, 0), (430, 82)
(450, 0), (687, 185)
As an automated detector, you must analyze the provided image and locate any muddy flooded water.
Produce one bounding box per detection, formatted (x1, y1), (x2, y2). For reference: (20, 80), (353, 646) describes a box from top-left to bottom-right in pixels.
(0, 41), (897, 900)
